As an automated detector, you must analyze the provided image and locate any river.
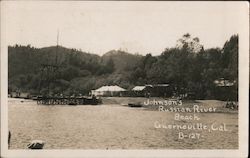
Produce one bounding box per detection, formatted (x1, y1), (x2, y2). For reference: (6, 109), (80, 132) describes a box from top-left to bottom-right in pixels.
(8, 98), (238, 149)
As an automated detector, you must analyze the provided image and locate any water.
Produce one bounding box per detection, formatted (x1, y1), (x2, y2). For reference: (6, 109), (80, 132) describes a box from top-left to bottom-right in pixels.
(8, 98), (238, 149)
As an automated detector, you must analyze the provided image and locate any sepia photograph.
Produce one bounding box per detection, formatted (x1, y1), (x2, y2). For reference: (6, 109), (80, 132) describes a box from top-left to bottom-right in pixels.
(1, 1), (249, 158)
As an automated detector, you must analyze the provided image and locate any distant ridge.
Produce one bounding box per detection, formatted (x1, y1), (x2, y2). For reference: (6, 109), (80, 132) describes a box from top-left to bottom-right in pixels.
(102, 49), (142, 72)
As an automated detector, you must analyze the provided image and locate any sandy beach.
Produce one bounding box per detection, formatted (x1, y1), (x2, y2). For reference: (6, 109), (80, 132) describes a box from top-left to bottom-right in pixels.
(8, 98), (238, 149)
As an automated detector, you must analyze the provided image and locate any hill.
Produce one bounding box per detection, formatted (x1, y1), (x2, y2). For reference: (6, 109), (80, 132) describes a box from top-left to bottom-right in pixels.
(8, 45), (141, 95)
(102, 50), (142, 72)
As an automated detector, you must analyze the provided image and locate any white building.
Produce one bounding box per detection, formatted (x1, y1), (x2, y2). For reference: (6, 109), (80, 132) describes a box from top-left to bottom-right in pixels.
(91, 85), (126, 97)
(132, 86), (146, 91)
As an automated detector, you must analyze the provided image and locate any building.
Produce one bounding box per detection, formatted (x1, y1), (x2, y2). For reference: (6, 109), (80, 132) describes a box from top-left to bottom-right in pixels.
(132, 86), (147, 91)
(131, 86), (148, 97)
(10, 91), (30, 99)
(131, 84), (172, 97)
(91, 85), (126, 97)
(214, 78), (237, 101)
(214, 78), (236, 87)
(147, 84), (172, 97)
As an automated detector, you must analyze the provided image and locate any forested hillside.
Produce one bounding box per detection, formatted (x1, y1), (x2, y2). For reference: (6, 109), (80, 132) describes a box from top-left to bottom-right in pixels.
(8, 34), (238, 99)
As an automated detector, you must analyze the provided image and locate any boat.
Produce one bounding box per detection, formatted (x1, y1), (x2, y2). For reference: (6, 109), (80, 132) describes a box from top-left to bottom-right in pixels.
(128, 102), (143, 108)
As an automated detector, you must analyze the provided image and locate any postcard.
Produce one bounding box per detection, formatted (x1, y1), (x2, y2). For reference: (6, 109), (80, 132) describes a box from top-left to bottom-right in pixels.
(1, 1), (249, 158)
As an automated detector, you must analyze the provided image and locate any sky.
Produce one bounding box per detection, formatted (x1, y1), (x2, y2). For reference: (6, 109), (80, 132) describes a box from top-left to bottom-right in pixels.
(1, 1), (243, 56)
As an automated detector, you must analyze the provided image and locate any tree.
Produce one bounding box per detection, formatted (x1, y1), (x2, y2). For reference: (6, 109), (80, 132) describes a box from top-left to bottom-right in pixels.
(221, 34), (238, 80)
(106, 58), (115, 73)
(176, 33), (203, 53)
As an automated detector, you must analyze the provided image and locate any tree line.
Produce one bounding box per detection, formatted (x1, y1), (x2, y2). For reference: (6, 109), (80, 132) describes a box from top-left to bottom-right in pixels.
(8, 34), (238, 100)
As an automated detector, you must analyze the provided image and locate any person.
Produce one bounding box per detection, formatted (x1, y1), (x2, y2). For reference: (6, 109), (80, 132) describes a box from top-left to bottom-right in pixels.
(8, 131), (11, 148)
(225, 100), (230, 108)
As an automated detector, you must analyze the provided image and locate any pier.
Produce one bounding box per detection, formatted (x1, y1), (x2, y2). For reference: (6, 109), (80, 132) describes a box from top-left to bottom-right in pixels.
(36, 96), (101, 105)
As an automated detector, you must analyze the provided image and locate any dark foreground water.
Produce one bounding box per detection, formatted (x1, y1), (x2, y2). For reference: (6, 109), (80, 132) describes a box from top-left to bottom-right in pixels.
(8, 98), (238, 149)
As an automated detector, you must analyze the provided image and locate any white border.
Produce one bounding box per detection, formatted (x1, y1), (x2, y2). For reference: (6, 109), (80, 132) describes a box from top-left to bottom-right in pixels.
(1, 1), (249, 158)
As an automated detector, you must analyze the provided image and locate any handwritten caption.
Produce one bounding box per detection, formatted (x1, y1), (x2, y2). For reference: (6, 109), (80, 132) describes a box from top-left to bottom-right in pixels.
(144, 99), (229, 140)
